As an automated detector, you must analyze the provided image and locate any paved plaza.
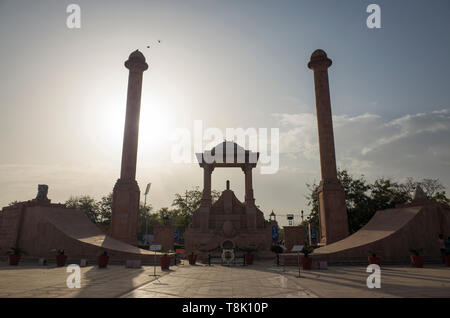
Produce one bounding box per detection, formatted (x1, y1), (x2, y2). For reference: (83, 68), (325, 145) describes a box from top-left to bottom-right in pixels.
(1, 260), (449, 298)
(0, 262), (167, 298)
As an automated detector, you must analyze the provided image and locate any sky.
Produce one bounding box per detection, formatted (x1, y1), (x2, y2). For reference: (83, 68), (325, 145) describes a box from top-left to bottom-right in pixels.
(0, 0), (449, 226)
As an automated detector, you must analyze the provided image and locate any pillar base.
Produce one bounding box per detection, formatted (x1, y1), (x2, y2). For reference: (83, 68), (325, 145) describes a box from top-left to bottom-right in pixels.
(318, 179), (349, 245)
(110, 178), (140, 245)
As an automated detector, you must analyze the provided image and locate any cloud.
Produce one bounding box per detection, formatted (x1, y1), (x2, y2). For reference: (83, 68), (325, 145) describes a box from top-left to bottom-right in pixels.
(272, 108), (450, 186)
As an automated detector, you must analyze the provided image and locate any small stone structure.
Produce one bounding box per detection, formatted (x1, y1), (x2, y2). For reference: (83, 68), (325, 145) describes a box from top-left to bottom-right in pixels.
(280, 197), (450, 265)
(283, 226), (306, 251)
(185, 141), (277, 257)
(153, 225), (175, 252)
(0, 185), (173, 265)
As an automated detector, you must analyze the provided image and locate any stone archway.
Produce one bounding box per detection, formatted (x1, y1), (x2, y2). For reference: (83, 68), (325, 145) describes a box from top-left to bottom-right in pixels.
(196, 141), (259, 209)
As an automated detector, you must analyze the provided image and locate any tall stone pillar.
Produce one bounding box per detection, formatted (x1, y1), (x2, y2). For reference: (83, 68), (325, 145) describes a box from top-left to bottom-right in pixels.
(110, 50), (148, 245)
(308, 49), (348, 245)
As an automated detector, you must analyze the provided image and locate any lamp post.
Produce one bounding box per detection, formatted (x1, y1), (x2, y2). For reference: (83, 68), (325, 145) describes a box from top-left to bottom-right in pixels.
(144, 183), (151, 242)
(287, 214), (294, 226)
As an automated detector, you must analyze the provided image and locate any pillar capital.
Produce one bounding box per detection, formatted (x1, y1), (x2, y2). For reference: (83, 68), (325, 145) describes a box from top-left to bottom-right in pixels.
(125, 50), (149, 72)
(307, 49), (332, 71)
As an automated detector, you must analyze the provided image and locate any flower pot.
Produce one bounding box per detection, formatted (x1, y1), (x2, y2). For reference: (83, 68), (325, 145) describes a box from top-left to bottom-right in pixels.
(9, 254), (21, 266)
(301, 256), (312, 270)
(410, 255), (424, 268)
(245, 254), (254, 265)
(56, 254), (68, 267)
(188, 254), (197, 265)
(98, 255), (109, 268)
(368, 256), (381, 266)
(444, 255), (450, 267)
(160, 255), (170, 270)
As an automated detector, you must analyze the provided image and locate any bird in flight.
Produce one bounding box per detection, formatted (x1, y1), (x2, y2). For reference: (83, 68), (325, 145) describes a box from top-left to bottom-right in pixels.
(146, 40), (161, 49)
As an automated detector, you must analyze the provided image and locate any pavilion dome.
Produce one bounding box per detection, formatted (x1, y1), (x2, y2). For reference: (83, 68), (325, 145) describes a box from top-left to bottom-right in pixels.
(210, 141), (246, 156)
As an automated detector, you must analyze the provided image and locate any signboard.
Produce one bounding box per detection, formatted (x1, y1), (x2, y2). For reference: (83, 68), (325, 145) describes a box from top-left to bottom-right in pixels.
(175, 249), (185, 254)
(272, 225), (278, 242)
(149, 244), (162, 251)
(291, 245), (304, 252)
(174, 227), (179, 240)
(310, 227), (317, 245)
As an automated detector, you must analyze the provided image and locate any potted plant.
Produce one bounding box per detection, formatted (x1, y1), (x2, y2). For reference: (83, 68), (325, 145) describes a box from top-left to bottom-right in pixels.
(187, 251), (198, 265)
(97, 250), (109, 268)
(300, 245), (315, 270)
(444, 251), (450, 267)
(409, 248), (424, 268)
(242, 247), (257, 265)
(55, 249), (68, 267)
(160, 253), (170, 270)
(7, 247), (27, 265)
(368, 253), (381, 266)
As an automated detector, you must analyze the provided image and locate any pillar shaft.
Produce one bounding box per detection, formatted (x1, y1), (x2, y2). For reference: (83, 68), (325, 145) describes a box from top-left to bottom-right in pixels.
(312, 67), (338, 180)
(120, 70), (144, 180)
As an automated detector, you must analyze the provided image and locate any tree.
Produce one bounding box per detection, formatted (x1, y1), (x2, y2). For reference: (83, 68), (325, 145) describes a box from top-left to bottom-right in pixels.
(98, 193), (112, 225)
(304, 170), (449, 235)
(401, 178), (449, 204)
(65, 195), (100, 224)
(171, 186), (221, 235)
(137, 201), (154, 240)
(172, 186), (220, 217)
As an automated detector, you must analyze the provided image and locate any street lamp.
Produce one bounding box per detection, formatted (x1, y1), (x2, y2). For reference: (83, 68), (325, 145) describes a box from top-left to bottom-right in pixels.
(144, 183), (151, 242)
(269, 210), (276, 222)
(286, 214), (294, 226)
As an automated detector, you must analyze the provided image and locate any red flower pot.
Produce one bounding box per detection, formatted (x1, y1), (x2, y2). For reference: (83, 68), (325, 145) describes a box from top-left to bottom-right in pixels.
(9, 254), (21, 266)
(160, 255), (170, 270)
(444, 255), (450, 267)
(56, 255), (68, 267)
(410, 255), (424, 268)
(98, 255), (109, 268)
(188, 254), (197, 265)
(368, 256), (381, 266)
(245, 254), (254, 265)
(301, 256), (312, 270)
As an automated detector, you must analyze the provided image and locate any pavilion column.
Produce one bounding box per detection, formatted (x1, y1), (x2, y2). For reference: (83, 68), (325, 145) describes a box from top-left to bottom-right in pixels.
(243, 165), (255, 207)
(308, 49), (348, 245)
(201, 164), (213, 207)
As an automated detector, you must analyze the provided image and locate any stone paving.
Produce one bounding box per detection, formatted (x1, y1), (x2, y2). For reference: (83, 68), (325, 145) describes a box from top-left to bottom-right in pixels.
(122, 261), (317, 298)
(123, 261), (450, 298)
(1, 260), (449, 298)
(0, 263), (168, 298)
